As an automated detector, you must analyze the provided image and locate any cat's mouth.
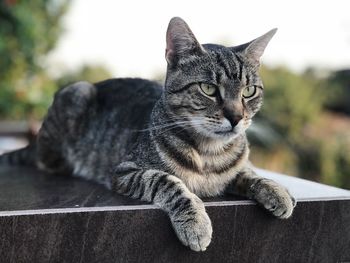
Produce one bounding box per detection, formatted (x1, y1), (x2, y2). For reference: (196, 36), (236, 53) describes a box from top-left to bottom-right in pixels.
(214, 128), (235, 135)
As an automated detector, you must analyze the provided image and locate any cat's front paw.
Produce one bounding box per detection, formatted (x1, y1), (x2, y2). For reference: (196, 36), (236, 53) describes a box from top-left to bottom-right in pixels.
(250, 179), (296, 219)
(170, 195), (212, 252)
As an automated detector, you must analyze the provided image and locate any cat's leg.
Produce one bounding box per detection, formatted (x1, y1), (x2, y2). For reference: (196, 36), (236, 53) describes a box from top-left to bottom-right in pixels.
(226, 164), (296, 219)
(36, 81), (96, 173)
(111, 162), (212, 252)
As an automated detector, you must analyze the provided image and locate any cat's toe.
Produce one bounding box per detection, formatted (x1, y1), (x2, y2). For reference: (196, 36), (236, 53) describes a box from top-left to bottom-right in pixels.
(184, 217), (212, 251)
(271, 198), (294, 219)
(252, 179), (296, 219)
(171, 199), (212, 252)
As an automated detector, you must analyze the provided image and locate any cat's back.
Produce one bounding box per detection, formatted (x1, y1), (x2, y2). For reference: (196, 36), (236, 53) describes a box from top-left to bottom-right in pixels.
(95, 78), (163, 114)
(91, 78), (164, 132)
(85, 77), (164, 150)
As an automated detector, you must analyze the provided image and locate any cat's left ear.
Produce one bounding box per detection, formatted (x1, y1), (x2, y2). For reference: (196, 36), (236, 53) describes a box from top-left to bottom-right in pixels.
(165, 17), (205, 66)
(234, 28), (277, 63)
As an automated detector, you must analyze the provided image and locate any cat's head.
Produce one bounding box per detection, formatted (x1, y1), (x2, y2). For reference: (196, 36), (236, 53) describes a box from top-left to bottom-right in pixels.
(163, 17), (276, 141)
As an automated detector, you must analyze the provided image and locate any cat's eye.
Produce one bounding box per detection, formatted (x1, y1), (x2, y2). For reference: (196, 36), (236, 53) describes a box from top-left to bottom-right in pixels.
(199, 83), (217, 97)
(242, 86), (257, 99)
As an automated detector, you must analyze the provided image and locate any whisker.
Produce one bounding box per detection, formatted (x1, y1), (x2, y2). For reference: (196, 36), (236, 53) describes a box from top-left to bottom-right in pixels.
(134, 116), (209, 133)
(150, 121), (206, 139)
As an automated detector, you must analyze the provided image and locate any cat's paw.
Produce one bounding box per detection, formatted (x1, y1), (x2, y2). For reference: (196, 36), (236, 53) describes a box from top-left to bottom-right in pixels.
(250, 179), (296, 219)
(170, 195), (212, 252)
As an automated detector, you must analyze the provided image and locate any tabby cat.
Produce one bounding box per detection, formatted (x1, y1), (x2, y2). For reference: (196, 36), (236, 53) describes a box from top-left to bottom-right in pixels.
(0, 17), (296, 251)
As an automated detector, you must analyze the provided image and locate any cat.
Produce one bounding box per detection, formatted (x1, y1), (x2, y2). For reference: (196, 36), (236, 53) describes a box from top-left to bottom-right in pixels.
(0, 17), (296, 251)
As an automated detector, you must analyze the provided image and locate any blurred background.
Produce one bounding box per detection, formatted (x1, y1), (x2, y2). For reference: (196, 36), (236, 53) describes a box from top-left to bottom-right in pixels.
(0, 0), (349, 189)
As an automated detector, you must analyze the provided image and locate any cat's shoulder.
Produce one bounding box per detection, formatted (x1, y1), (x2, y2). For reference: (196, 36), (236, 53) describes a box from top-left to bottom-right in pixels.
(93, 78), (163, 109)
(94, 78), (163, 98)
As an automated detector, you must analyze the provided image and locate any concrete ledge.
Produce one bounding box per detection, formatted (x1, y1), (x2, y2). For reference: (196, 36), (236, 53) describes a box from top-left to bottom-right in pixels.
(0, 167), (349, 263)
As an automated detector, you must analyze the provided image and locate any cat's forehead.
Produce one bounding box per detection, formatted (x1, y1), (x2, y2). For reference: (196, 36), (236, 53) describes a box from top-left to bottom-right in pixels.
(200, 44), (261, 85)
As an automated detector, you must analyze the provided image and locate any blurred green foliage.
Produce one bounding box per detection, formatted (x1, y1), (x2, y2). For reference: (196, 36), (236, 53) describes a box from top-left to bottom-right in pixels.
(324, 70), (350, 114)
(258, 67), (325, 141)
(0, 0), (112, 120)
(0, 0), (69, 119)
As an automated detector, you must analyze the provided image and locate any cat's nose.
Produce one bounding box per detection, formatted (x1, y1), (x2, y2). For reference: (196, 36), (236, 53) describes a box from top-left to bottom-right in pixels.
(227, 114), (243, 128)
(223, 101), (243, 128)
(223, 107), (243, 128)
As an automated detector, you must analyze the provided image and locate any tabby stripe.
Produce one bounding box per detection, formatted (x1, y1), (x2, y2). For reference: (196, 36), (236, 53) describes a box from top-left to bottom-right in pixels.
(214, 70), (221, 84)
(183, 209), (197, 217)
(148, 172), (161, 189)
(166, 82), (194, 94)
(215, 52), (231, 79)
(162, 181), (177, 194)
(165, 188), (183, 205)
(135, 177), (146, 199)
(229, 51), (240, 80)
(156, 135), (200, 173)
(150, 173), (169, 201)
(128, 171), (143, 196)
(170, 127), (198, 152)
(222, 141), (236, 154)
(233, 53), (244, 82)
(172, 197), (192, 214)
(210, 143), (247, 174)
(246, 72), (251, 86)
(121, 170), (141, 194)
(172, 217), (195, 225)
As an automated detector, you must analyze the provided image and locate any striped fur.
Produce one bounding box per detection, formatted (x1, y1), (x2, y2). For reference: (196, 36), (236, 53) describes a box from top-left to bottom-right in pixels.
(0, 144), (36, 166)
(0, 17), (295, 251)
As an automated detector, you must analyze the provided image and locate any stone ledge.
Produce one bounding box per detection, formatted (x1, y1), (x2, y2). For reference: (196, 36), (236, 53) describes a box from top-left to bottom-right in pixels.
(0, 167), (349, 263)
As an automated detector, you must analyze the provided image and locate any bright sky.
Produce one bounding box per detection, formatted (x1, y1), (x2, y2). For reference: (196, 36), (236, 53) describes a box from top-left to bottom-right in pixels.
(48, 0), (350, 79)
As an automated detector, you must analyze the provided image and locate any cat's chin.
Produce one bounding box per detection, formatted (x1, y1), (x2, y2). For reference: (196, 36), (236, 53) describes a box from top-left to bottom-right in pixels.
(199, 129), (243, 142)
(211, 125), (246, 139)
(212, 131), (241, 140)
(191, 124), (244, 141)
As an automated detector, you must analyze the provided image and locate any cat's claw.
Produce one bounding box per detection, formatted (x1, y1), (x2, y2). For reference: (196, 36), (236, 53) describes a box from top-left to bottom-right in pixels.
(171, 196), (212, 251)
(250, 179), (296, 219)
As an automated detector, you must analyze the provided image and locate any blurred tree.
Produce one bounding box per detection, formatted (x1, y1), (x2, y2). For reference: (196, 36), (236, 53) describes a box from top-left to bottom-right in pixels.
(258, 66), (325, 142)
(0, 0), (69, 119)
(323, 69), (350, 115)
(56, 64), (113, 88)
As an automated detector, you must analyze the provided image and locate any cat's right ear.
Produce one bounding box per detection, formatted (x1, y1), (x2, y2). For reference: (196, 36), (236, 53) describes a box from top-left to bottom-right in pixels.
(165, 17), (204, 66)
(233, 28), (278, 64)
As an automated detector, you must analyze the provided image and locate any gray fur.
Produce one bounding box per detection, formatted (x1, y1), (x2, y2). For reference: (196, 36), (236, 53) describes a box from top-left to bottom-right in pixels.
(0, 17), (295, 251)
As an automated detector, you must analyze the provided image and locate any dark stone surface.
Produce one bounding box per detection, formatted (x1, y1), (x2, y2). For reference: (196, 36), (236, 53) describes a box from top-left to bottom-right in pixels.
(0, 167), (350, 263)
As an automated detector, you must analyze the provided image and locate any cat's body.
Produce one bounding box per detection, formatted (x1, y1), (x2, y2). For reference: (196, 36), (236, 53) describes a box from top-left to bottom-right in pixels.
(36, 78), (163, 183)
(0, 17), (296, 251)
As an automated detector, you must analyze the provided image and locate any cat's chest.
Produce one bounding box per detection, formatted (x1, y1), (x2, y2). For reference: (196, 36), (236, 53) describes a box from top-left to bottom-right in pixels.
(159, 144), (249, 197)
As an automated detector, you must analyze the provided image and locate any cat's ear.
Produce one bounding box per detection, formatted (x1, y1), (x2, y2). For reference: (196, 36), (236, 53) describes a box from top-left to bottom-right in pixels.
(234, 28), (277, 63)
(165, 17), (205, 66)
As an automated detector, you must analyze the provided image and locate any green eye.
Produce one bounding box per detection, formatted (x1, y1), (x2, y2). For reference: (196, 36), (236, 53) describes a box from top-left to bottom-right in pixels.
(242, 86), (257, 99)
(200, 83), (217, 96)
